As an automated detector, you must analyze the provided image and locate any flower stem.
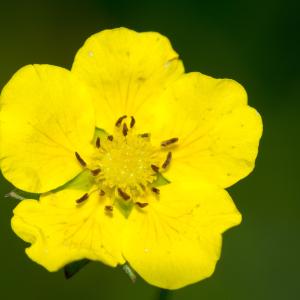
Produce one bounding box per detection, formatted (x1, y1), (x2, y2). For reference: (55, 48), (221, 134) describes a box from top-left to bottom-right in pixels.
(157, 289), (171, 300)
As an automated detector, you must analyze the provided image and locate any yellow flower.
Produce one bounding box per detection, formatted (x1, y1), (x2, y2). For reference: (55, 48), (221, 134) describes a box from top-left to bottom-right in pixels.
(0, 28), (262, 289)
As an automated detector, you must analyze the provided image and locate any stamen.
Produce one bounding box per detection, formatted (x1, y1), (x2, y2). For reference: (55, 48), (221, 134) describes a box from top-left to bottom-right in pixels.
(118, 188), (131, 200)
(107, 135), (114, 141)
(123, 123), (128, 136)
(151, 164), (159, 173)
(75, 152), (87, 167)
(161, 137), (179, 147)
(151, 187), (160, 194)
(76, 193), (89, 204)
(162, 152), (172, 169)
(100, 190), (105, 196)
(139, 133), (150, 138)
(105, 205), (113, 212)
(136, 202), (149, 208)
(130, 116), (136, 128)
(96, 137), (101, 148)
(91, 168), (101, 176)
(115, 115), (127, 127)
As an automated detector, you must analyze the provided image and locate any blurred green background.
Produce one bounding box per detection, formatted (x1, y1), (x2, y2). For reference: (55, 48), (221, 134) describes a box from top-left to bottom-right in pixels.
(0, 0), (299, 299)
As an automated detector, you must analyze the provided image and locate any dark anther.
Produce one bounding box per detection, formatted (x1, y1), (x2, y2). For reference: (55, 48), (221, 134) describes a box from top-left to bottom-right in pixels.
(105, 205), (113, 212)
(96, 137), (101, 148)
(161, 137), (179, 147)
(162, 152), (172, 169)
(100, 190), (105, 196)
(139, 183), (146, 191)
(151, 164), (159, 173)
(107, 135), (114, 141)
(130, 116), (136, 128)
(140, 133), (150, 138)
(136, 202), (149, 208)
(122, 123), (128, 136)
(75, 152), (87, 167)
(91, 168), (101, 176)
(115, 115), (127, 127)
(118, 188), (130, 200)
(76, 193), (89, 204)
(152, 187), (160, 194)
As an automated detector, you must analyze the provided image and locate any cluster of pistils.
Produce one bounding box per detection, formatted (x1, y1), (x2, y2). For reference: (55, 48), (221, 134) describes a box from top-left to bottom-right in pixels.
(99, 128), (159, 193)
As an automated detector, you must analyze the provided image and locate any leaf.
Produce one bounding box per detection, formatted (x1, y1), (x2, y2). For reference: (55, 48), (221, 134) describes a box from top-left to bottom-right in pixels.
(64, 259), (90, 279)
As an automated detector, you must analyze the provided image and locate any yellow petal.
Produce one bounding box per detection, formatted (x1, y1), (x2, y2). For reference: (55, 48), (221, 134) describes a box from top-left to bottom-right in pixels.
(72, 27), (184, 132)
(0, 64), (95, 193)
(122, 179), (241, 289)
(151, 72), (263, 188)
(11, 179), (125, 271)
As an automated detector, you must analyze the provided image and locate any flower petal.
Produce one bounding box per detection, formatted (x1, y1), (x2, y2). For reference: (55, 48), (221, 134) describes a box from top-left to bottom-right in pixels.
(11, 173), (125, 271)
(71, 27), (184, 131)
(150, 72), (263, 188)
(122, 179), (241, 289)
(0, 64), (95, 193)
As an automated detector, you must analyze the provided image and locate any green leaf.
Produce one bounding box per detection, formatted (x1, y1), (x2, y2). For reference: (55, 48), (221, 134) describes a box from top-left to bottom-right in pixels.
(64, 259), (90, 279)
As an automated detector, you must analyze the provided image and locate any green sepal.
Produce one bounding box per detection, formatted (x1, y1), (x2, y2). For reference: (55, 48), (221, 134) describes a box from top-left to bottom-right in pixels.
(64, 259), (90, 279)
(117, 199), (134, 219)
(152, 172), (170, 187)
(122, 263), (137, 283)
(93, 127), (108, 141)
(5, 189), (39, 200)
(53, 170), (94, 193)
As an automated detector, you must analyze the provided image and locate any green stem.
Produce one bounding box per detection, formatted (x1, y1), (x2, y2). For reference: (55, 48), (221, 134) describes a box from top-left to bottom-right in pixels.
(158, 289), (171, 300)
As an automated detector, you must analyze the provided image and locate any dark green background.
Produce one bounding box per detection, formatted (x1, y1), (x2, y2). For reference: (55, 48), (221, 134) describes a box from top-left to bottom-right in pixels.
(0, 0), (299, 299)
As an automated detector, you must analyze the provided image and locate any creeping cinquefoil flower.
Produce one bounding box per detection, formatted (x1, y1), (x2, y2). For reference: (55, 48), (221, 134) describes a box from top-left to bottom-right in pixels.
(0, 28), (262, 289)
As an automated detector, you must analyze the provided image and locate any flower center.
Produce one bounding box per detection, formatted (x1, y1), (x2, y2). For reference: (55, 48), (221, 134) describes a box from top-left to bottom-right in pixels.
(98, 129), (158, 193)
(74, 115), (178, 212)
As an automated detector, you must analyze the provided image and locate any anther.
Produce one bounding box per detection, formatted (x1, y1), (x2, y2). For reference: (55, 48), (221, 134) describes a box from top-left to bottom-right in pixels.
(151, 164), (160, 173)
(139, 133), (150, 138)
(162, 152), (172, 169)
(123, 123), (128, 136)
(100, 190), (105, 196)
(151, 187), (160, 194)
(136, 202), (149, 208)
(107, 135), (114, 141)
(130, 116), (136, 128)
(115, 115), (127, 127)
(76, 193), (89, 204)
(161, 137), (179, 147)
(91, 168), (101, 176)
(118, 188), (130, 200)
(75, 152), (87, 167)
(96, 137), (101, 148)
(105, 205), (113, 212)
